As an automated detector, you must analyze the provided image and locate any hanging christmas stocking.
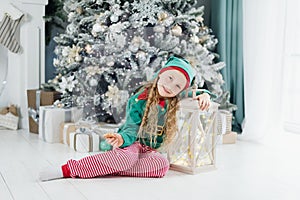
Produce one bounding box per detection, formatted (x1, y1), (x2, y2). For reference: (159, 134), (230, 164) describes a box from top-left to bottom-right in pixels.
(0, 5), (24, 54)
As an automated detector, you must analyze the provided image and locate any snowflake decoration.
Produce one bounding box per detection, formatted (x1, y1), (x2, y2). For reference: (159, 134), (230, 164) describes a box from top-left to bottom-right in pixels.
(130, 0), (163, 27)
(59, 75), (78, 93)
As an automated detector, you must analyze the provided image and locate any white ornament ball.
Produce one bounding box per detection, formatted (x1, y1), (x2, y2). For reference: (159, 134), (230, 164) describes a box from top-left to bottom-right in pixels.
(171, 25), (182, 36)
(136, 51), (146, 58)
(110, 14), (119, 23)
(92, 23), (104, 33)
(75, 55), (82, 62)
(89, 78), (98, 87)
(68, 12), (76, 21)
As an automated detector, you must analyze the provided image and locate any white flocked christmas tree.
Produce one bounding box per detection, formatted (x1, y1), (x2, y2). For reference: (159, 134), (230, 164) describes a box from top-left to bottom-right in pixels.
(44, 0), (236, 123)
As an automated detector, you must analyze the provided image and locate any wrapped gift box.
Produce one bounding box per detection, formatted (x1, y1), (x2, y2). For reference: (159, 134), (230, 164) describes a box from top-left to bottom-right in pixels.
(60, 122), (76, 145)
(222, 132), (237, 144)
(39, 106), (82, 143)
(27, 89), (61, 133)
(0, 105), (19, 130)
(93, 122), (121, 135)
(168, 96), (219, 174)
(217, 110), (233, 135)
(0, 112), (19, 130)
(72, 121), (121, 152)
(70, 131), (100, 153)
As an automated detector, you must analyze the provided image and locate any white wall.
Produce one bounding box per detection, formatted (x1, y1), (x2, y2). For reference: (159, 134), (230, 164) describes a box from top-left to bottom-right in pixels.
(0, 0), (47, 128)
(243, 0), (287, 140)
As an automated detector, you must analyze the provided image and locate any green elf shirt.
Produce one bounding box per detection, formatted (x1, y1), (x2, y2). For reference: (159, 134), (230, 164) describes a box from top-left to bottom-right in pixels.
(118, 88), (167, 149)
(117, 88), (215, 149)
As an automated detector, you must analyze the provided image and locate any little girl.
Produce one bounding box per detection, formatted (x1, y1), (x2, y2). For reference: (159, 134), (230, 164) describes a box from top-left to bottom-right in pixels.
(39, 56), (212, 181)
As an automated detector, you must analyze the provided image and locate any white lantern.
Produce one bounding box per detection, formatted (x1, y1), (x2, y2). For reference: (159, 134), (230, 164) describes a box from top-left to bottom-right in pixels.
(168, 89), (219, 174)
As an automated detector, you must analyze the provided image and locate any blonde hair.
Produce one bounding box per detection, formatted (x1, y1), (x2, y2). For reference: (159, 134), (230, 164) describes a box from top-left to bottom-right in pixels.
(137, 77), (180, 150)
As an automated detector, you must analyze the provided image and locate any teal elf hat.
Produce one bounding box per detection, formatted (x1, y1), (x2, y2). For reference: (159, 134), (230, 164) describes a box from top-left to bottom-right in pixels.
(159, 56), (196, 89)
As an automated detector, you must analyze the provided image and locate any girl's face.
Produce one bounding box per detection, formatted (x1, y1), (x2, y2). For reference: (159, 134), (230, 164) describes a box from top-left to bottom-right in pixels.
(157, 69), (187, 97)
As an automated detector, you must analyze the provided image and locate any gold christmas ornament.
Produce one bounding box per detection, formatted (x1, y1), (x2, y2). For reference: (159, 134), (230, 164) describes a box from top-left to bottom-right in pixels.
(75, 55), (82, 62)
(199, 35), (209, 44)
(158, 12), (168, 22)
(171, 25), (182, 36)
(76, 6), (83, 14)
(52, 77), (58, 84)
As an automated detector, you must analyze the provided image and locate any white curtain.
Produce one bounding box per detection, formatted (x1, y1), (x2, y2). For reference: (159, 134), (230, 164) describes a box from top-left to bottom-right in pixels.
(242, 0), (287, 140)
(281, 0), (300, 134)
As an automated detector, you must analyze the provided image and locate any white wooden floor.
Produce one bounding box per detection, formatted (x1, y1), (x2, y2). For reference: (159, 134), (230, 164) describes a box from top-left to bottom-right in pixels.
(0, 129), (299, 200)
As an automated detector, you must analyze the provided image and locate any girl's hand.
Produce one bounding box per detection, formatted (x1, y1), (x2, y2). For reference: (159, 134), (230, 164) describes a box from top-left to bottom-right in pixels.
(193, 93), (211, 111)
(103, 133), (124, 149)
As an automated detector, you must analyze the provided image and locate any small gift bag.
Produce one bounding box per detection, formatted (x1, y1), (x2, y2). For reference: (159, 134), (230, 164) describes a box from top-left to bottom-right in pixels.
(39, 106), (82, 143)
(168, 88), (219, 174)
(69, 128), (100, 153)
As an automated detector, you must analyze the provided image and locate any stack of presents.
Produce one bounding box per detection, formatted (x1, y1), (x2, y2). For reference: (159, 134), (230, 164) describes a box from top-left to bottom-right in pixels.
(27, 89), (120, 152)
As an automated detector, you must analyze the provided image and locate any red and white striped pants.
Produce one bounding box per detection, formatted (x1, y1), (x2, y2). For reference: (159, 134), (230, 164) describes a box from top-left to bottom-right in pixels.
(62, 142), (170, 178)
